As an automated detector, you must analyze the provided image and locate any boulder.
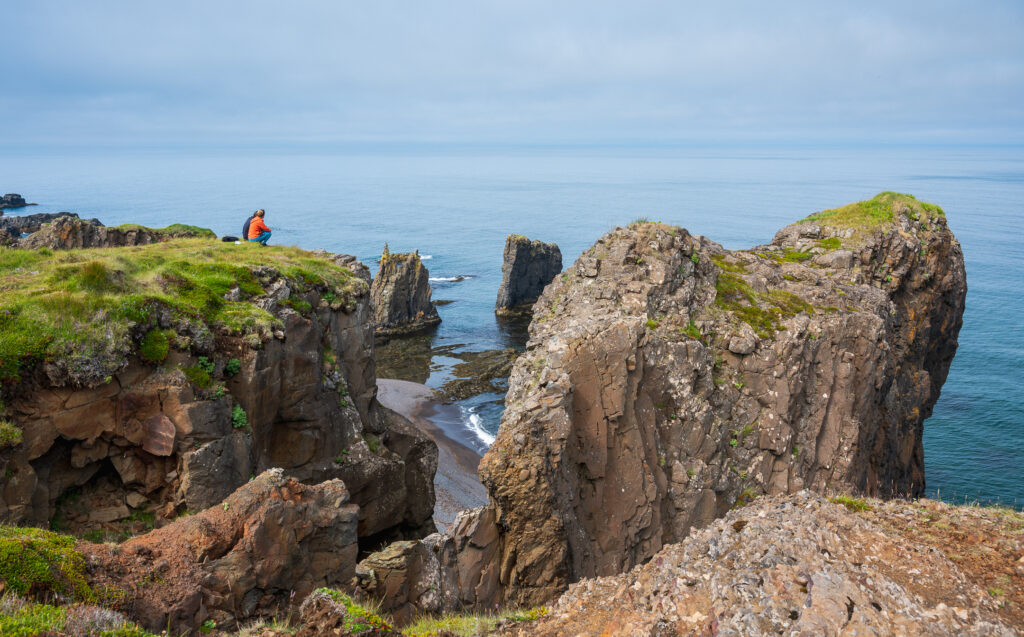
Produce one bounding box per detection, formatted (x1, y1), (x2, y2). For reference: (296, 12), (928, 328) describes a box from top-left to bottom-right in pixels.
(495, 234), (562, 316)
(475, 193), (966, 606)
(81, 469), (361, 634)
(371, 246), (441, 337)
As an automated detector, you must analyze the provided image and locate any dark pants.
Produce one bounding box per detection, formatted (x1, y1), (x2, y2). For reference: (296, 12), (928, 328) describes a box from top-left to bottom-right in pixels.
(248, 231), (271, 246)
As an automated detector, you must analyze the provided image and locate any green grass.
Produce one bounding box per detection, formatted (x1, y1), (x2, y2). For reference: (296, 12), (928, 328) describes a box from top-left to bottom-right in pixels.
(113, 223), (216, 239)
(713, 272), (815, 339)
(829, 495), (873, 512)
(313, 589), (394, 634)
(0, 239), (365, 384)
(0, 526), (93, 601)
(182, 365), (212, 388)
(0, 596), (158, 637)
(710, 254), (748, 273)
(802, 192), (945, 237)
(403, 607), (548, 637)
(0, 419), (22, 448)
(681, 320), (702, 341)
(815, 237), (842, 250)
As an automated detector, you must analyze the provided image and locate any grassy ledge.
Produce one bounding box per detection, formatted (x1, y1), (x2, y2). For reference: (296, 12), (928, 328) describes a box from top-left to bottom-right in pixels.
(403, 607), (549, 636)
(0, 526), (93, 601)
(802, 191), (945, 236)
(0, 596), (156, 637)
(0, 239), (365, 385)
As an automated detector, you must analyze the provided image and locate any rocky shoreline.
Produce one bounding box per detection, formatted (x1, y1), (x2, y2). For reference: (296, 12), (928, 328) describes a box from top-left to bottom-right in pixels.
(0, 194), (1019, 636)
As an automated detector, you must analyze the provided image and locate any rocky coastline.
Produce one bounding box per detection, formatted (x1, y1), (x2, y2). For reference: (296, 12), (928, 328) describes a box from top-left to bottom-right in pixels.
(0, 194), (1019, 636)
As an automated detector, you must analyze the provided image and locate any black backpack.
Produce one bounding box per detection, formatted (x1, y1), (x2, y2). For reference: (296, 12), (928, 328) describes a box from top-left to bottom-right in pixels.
(242, 215), (254, 240)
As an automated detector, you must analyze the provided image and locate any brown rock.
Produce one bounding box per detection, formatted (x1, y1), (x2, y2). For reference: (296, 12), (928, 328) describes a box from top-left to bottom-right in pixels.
(477, 196), (966, 606)
(371, 246), (441, 337)
(141, 414), (175, 456)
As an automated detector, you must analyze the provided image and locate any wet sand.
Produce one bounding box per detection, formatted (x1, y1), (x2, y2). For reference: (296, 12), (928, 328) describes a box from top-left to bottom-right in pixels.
(376, 378), (488, 531)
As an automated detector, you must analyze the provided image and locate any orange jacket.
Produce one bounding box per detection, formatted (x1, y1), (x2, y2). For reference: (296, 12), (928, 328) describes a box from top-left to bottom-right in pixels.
(248, 216), (271, 239)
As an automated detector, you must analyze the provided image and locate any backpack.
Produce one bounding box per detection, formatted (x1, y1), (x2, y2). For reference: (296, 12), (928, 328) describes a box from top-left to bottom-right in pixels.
(242, 215), (254, 239)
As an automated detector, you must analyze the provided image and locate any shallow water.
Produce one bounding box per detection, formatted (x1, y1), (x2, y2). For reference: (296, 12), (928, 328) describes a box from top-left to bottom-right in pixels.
(1, 144), (1021, 504)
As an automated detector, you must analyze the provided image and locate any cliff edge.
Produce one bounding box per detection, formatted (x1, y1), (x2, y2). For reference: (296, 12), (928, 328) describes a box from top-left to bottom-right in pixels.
(479, 192), (966, 604)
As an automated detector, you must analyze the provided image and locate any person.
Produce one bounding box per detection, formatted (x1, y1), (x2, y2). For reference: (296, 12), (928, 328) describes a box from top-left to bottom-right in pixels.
(247, 209), (272, 246)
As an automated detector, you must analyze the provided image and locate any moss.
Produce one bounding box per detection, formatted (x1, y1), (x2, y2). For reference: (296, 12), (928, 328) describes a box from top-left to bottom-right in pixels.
(714, 273), (815, 339)
(816, 237), (842, 250)
(138, 329), (170, 364)
(181, 365), (211, 388)
(802, 192), (944, 237)
(403, 607), (548, 637)
(681, 320), (702, 341)
(710, 254), (748, 273)
(114, 223), (216, 239)
(829, 495), (872, 512)
(0, 526), (93, 601)
(0, 597), (158, 637)
(780, 248), (813, 263)
(313, 589), (394, 634)
(0, 239), (365, 384)
(0, 420), (23, 448)
(645, 318), (660, 330)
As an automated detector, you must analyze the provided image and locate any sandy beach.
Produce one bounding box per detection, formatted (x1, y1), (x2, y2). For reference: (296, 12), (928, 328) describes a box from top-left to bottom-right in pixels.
(376, 378), (489, 530)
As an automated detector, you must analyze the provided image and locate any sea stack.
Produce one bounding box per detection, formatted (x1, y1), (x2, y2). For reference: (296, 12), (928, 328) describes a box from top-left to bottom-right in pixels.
(495, 234), (562, 316)
(0, 193), (36, 211)
(372, 245), (442, 337)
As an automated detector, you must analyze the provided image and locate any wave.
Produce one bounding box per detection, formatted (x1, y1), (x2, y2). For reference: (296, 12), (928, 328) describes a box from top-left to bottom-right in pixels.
(429, 275), (473, 283)
(463, 408), (496, 447)
(420, 254), (432, 260)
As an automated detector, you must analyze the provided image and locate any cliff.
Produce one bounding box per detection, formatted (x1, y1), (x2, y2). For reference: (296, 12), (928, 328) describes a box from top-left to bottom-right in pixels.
(371, 246), (441, 337)
(347, 192), (968, 618)
(495, 234), (562, 316)
(0, 237), (435, 548)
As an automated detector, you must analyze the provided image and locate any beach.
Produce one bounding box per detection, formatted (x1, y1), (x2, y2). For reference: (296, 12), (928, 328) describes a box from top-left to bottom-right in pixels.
(376, 378), (489, 530)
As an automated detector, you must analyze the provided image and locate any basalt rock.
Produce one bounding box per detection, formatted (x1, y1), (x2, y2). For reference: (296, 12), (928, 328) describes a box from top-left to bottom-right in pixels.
(371, 246), (441, 337)
(0, 211), (83, 240)
(476, 193), (966, 606)
(0, 193), (35, 210)
(495, 234), (562, 316)
(0, 248), (436, 549)
(495, 492), (1014, 636)
(81, 469), (361, 634)
(18, 216), (214, 249)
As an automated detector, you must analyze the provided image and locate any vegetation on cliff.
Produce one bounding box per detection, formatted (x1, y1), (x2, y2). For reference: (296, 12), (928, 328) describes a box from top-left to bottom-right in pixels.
(802, 191), (945, 238)
(0, 239), (366, 384)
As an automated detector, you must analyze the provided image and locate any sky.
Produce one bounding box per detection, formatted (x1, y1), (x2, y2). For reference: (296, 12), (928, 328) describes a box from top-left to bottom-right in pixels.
(2, 1), (1024, 147)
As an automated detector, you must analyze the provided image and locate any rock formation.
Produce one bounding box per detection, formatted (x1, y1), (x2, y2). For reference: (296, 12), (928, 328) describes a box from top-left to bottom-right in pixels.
(475, 192), (966, 605)
(494, 492), (1014, 636)
(80, 469), (360, 633)
(354, 193), (967, 616)
(0, 193), (35, 210)
(0, 243), (436, 548)
(0, 211), (82, 241)
(18, 215), (215, 249)
(495, 234), (562, 316)
(371, 246), (441, 337)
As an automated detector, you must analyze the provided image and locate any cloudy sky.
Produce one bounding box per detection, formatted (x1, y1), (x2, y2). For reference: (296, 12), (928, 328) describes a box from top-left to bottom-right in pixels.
(3, 1), (1023, 147)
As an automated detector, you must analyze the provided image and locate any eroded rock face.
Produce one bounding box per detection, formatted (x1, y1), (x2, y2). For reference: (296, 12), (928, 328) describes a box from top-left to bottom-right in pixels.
(0, 211), (83, 240)
(18, 216), (211, 249)
(354, 506), (504, 624)
(371, 247), (441, 337)
(0, 252), (436, 547)
(81, 469), (360, 634)
(478, 195), (966, 605)
(495, 492), (1013, 637)
(495, 234), (562, 316)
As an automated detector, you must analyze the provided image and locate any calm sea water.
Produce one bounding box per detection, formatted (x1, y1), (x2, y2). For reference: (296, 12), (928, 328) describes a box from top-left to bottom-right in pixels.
(1, 145), (1021, 505)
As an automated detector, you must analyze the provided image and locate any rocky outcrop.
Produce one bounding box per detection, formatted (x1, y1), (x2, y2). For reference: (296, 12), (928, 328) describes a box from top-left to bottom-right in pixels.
(474, 193), (966, 606)
(81, 469), (360, 634)
(0, 193), (35, 210)
(18, 216), (214, 249)
(354, 506), (504, 624)
(0, 247), (436, 548)
(0, 211), (82, 240)
(371, 246), (441, 337)
(495, 234), (562, 316)
(495, 492), (1014, 636)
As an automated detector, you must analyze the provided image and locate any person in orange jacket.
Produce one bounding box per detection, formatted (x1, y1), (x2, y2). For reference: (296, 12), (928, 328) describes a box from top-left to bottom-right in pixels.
(247, 209), (272, 245)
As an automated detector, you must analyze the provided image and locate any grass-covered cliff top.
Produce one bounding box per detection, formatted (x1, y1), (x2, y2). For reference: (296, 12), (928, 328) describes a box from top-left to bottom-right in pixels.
(111, 223), (216, 238)
(801, 191), (945, 233)
(0, 239), (365, 384)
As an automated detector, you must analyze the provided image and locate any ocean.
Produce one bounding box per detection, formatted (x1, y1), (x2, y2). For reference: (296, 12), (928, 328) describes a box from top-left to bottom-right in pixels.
(1, 144), (1021, 505)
